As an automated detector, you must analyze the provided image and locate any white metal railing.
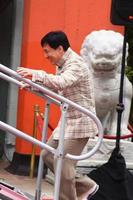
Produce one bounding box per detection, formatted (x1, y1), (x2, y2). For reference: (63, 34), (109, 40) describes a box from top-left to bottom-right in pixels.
(0, 64), (103, 200)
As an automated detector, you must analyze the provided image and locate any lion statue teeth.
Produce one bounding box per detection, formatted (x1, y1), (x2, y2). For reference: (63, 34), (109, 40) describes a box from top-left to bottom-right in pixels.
(80, 30), (133, 137)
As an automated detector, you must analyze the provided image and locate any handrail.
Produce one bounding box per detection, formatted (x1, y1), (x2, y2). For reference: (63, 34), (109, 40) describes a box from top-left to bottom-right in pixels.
(0, 64), (103, 160)
(0, 64), (103, 200)
(0, 72), (60, 106)
(0, 121), (56, 154)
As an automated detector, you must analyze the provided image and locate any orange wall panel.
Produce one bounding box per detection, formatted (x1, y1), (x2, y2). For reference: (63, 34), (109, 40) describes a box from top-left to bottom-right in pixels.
(16, 0), (123, 154)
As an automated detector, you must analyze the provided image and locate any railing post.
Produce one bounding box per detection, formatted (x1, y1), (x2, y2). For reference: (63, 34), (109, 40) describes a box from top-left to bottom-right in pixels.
(35, 99), (51, 200)
(30, 104), (40, 178)
(54, 103), (68, 200)
(0, 65), (103, 200)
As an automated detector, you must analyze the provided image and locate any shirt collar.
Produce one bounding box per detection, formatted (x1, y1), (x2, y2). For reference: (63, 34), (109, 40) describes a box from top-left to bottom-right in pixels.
(56, 47), (72, 67)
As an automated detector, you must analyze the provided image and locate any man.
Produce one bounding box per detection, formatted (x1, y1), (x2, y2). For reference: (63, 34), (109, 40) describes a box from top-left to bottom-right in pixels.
(17, 31), (99, 200)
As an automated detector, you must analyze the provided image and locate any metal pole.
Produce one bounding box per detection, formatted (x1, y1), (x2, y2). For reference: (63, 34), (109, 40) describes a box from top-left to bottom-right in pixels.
(35, 100), (50, 200)
(54, 103), (68, 200)
(0, 70), (103, 158)
(0, 69), (103, 161)
(0, 66), (104, 200)
(0, 121), (55, 154)
(30, 104), (40, 178)
(116, 26), (128, 151)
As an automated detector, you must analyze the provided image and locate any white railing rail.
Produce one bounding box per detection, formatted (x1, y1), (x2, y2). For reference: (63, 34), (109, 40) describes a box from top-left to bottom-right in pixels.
(0, 64), (103, 200)
(0, 64), (103, 160)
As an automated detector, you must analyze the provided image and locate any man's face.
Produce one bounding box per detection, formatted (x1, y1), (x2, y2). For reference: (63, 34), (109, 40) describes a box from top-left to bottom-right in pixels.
(42, 44), (64, 65)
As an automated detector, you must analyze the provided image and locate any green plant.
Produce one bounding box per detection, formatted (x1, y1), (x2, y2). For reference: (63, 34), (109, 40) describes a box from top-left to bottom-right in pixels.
(126, 27), (133, 126)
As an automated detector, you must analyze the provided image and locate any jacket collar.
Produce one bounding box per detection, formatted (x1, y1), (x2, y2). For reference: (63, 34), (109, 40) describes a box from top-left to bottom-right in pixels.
(56, 47), (72, 67)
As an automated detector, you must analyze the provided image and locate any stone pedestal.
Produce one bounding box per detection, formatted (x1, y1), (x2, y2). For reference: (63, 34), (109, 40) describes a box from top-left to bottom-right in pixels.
(77, 138), (133, 174)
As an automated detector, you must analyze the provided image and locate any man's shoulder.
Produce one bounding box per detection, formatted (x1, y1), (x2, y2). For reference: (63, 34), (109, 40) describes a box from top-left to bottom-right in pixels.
(66, 48), (86, 65)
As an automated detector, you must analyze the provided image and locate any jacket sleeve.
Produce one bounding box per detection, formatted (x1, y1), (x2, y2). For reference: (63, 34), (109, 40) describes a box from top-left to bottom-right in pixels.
(32, 64), (84, 90)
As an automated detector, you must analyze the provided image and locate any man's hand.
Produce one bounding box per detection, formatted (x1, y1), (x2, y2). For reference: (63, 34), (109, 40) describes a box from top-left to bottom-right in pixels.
(19, 81), (31, 90)
(17, 67), (34, 78)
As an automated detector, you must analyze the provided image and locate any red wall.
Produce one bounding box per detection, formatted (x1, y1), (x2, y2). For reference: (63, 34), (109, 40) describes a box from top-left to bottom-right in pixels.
(16, 0), (123, 154)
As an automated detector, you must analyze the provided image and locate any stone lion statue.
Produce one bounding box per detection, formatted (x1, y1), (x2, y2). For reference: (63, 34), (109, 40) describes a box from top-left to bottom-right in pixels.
(80, 30), (132, 137)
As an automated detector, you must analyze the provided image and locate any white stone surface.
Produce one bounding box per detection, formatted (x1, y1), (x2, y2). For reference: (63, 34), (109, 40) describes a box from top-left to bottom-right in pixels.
(80, 30), (133, 136)
(77, 138), (133, 174)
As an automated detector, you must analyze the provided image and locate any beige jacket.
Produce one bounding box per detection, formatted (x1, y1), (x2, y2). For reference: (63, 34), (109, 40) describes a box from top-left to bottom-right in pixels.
(32, 48), (97, 139)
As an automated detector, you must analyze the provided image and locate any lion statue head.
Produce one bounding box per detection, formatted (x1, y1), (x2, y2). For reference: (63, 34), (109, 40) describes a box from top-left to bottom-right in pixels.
(80, 30), (128, 75)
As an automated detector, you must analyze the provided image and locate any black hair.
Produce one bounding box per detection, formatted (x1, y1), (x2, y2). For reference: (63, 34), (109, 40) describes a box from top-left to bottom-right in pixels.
(41, 31), (70, 51)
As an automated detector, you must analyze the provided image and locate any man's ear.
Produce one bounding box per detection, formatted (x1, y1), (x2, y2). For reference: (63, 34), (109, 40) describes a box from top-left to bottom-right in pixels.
(58, 45), (64, 52)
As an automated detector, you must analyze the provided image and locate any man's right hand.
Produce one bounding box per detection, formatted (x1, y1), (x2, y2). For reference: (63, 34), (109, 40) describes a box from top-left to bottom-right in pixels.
(17, 67), (35, 78)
